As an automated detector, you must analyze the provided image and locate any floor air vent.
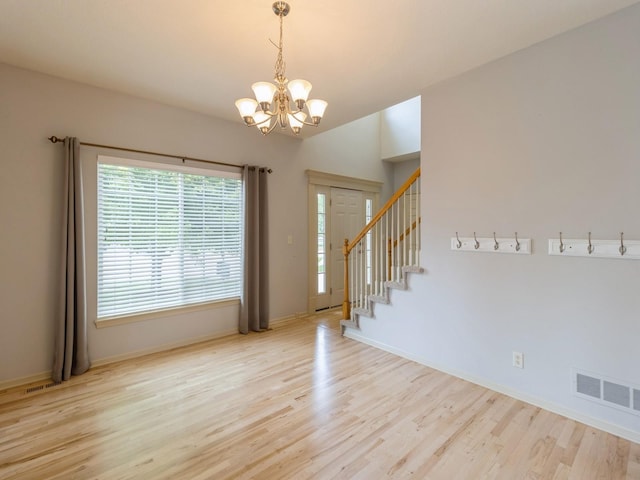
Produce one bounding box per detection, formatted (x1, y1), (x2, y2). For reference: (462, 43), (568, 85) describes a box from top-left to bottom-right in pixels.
(573, 369), (640, 416)
(25, 382), (57, 394)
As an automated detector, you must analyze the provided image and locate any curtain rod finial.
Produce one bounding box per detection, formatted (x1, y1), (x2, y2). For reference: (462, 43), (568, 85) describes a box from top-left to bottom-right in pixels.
(48, 135), (64, 143)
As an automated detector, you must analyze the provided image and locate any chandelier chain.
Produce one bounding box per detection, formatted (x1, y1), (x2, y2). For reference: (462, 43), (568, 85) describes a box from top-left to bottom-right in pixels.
(274, 9), (286, 82)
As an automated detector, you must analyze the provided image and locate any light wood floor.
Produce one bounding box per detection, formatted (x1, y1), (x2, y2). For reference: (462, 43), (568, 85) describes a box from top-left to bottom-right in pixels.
(1, 311), (638, 479)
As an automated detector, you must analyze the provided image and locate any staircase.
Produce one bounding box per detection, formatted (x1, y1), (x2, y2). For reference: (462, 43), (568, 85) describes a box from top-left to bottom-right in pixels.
(340, 168), (422, 334)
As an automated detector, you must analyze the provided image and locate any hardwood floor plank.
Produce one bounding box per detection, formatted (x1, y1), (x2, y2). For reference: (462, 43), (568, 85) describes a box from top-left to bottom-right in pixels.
(628, 442), (640, 480)
(0, 311), (637, 479)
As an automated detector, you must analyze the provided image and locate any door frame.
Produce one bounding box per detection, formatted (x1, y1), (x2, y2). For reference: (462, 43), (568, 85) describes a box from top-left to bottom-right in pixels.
(306, 170), (382, 313)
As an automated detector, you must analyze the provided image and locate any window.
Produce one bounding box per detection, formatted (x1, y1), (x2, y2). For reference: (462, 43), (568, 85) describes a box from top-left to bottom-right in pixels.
(317, 193), (327, 295)
(97, 156), (242, 319)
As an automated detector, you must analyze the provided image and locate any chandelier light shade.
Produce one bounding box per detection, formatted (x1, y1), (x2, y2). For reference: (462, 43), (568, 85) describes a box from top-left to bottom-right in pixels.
(235, 1), (327, 136)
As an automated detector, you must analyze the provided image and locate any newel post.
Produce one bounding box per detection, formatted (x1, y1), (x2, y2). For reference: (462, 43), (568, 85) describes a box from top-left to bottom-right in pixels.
(342, 238), (351, 320)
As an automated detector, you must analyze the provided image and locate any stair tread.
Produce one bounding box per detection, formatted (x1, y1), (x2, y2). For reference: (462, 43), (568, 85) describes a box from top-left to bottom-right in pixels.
(369, 295), (390, 304)
(402, 265), (424, 273)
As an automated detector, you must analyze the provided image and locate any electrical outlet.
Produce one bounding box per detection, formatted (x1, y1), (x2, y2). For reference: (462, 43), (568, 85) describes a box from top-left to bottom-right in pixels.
(512, 351), (524, 369)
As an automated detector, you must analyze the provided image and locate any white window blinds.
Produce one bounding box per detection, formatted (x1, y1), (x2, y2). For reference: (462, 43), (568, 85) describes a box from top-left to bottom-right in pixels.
(97, 156), (242, 319)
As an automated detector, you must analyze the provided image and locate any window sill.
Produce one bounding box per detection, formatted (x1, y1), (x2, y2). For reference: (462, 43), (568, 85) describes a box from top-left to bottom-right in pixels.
(94, 298), (241, 329)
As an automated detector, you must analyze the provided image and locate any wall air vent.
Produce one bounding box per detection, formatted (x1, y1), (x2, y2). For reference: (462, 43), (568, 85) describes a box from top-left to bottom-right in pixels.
(573, 369), (640, 417)
(603, 381), (630, 408)
(576, 373), (600, 398)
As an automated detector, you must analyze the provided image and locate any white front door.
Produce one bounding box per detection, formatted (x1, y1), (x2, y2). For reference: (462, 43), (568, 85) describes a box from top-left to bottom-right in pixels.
(329, 188), (364, 307)
(311, 186), (365, 311)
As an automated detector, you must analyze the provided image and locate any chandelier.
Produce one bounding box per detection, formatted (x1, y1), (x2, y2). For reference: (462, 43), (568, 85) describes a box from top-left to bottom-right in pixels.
(235, 1), (327, 135)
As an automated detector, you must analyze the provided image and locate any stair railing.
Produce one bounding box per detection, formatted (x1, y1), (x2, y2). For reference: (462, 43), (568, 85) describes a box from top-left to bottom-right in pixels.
(342, 168), (421, 320)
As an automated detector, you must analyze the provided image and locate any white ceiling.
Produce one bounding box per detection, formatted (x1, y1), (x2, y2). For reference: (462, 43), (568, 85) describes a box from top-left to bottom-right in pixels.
(0, 0), (637, 136)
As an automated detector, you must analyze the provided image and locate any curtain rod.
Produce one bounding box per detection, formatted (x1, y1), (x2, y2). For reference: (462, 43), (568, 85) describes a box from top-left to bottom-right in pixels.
(47, 136), (273, 173)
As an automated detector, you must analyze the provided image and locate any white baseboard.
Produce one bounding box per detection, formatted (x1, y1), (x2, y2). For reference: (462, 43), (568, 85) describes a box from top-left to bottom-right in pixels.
(270, 314), (297, 326)
(0, 371), (52, 390)
(91, 328), (239, 368)
(270, 312), (315, 327)
(344, 328), (640, 444)
(1, 332), (243, 390)
(93, 312), (312, 368)
(1, 312), (307, 390)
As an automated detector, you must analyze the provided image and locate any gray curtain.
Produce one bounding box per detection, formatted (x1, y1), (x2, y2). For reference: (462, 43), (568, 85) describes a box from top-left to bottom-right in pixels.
(240, 165), (269, 334)
(52, 137), (90, 383)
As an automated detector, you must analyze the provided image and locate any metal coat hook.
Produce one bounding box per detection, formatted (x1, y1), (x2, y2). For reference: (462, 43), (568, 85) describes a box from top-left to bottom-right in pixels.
(515, 232), (520, 252)
(559, 232), (565, 253)
(473, 232), (480, 250)
(493, 232), (499, 250)
(455, 232), (462, 249)
(587, 232), (594, 254)
(620, 232), (626, 256)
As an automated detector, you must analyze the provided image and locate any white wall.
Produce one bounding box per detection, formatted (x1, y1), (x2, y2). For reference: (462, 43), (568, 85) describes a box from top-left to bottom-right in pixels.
(0, 63), (387, 384)
(380, 96), (421, 161)
(293, 111), (393, 200)
(348, 5), (640, 440)
(389, 158), (420, 192)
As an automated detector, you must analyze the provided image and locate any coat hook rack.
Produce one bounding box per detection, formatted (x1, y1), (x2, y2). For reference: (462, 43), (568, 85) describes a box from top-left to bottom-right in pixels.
(548, 232), (640, 260)
(451, 233), (531, 255)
